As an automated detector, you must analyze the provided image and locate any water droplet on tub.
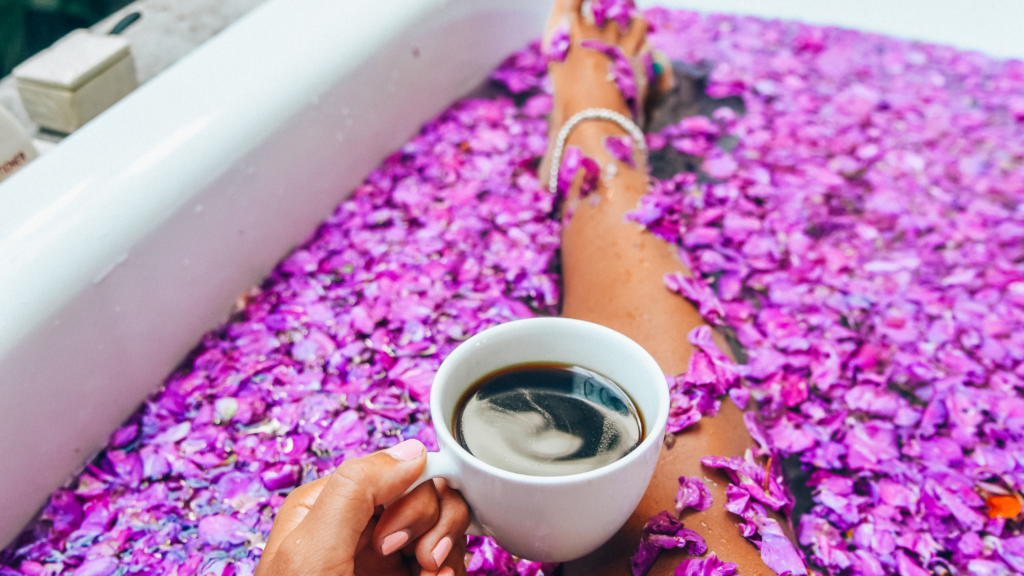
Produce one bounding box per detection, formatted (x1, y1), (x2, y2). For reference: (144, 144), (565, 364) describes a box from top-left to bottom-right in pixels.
(195, 204), (204, 213)
(92, 253), (129, 284)
(335, 133), (345, 142)
(245, 165), (255, 175)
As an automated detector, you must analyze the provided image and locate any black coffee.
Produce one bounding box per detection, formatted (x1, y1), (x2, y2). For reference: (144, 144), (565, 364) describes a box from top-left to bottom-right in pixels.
(453, 363), (643, 477)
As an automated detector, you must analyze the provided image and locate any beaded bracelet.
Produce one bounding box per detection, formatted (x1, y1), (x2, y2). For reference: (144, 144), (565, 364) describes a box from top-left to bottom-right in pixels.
(548, 108), (648, 195)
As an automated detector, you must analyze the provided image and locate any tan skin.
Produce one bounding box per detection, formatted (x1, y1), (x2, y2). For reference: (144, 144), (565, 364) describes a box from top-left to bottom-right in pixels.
(256, 2), (791, 575)
(255, 440), (471, 576)
(545, 1), (778, 574)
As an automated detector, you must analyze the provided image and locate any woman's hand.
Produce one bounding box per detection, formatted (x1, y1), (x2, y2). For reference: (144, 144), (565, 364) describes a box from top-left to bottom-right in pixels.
(256, 439), (470, 576)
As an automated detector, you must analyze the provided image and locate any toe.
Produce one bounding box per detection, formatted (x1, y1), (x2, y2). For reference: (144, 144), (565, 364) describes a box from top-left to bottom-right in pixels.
(622, 14), (647, 55)
(651, 47), (675, 94)
(547, 0), (581, 33)
(563, 0), (585, 15)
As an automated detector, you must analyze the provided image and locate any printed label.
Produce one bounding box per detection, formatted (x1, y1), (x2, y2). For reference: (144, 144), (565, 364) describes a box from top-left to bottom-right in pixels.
(1, 151), (28, 177)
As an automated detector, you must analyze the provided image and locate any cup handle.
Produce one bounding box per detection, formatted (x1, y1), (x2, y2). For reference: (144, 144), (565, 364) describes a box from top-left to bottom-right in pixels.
(403, 449), (484, 537)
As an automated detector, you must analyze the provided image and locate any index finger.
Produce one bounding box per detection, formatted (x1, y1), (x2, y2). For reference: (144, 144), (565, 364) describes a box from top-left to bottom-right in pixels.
(262, 475), (330, 561)
(269, 440), (427, 572)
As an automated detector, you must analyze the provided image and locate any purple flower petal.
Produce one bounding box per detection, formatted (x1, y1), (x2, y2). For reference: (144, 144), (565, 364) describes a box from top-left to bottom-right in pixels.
(673, 553), (739, 576)
(588, 0), (637, 31)
(557, 146), (601, 200)
(198, 515), (251, 546)
(752, 514), (808, 575)
(676, 476), (713, 513)
(545, 21), (571, 63)
(664, 273), (724, 324)
(72, 557), (118, 576)
(631, 511), (707, 576)
(603, 135), (637, 168)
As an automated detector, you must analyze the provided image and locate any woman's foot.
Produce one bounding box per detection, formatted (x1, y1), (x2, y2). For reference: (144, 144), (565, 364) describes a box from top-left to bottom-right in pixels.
(540, 0), (665, 216)
(544, 0), (648, 129)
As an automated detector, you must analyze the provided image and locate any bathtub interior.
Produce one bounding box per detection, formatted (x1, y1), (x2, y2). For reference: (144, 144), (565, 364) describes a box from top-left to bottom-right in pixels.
(1, 0), (1022, 549)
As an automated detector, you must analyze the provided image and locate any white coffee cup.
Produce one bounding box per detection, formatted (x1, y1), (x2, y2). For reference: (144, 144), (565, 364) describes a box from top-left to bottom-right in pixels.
(410, 317), (669, 563)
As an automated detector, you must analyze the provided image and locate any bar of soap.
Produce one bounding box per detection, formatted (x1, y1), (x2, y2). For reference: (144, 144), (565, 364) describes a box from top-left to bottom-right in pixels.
(0, 105), (37, 184)
(14, 30), (138, 134)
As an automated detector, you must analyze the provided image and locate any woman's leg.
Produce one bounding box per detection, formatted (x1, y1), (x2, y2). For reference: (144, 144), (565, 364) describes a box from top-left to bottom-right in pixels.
(544, 1), (777, 574)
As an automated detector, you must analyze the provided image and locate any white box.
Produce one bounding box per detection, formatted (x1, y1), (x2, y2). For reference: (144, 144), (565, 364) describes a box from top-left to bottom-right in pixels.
(14, 30), (138, 134)
(0, 106), (37, 183)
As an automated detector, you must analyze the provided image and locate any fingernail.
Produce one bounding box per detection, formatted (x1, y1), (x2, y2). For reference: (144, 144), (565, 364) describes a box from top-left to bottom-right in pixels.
(438, 567), (455, 576)
(385, 439), (424, 462)
(432, 536), (453, 567)
(381, 531), (409, 555)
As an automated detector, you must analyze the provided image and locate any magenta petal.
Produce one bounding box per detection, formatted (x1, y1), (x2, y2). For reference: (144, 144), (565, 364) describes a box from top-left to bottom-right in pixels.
(702, 154), (738, 179)
(676, 476), (713, 512)
(545, 22), (571, 63)
(72, 557), (118, 576)
(322, 410), (369, 450)
(198, 515), (251, 546)
(604, 135), (637, 168)
(558, 146), (602, 199)
(673, 553), (739, 576)
(558, 146), (584, 195)
(754, 515), (808, 575)
(895, 551), (931, 576)
(589, 0), (637, 31)
(631, 511), (707, 576)
(261, 462), (301, 491)
(630, 540), (660, 576)
(110, 424), (138, 447)
(579, 155), (602, 198)
(664, 273), (724, 323)
(724, 484), (751, 516)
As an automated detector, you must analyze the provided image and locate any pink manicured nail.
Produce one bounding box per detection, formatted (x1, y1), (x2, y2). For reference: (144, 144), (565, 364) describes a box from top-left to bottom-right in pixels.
(385, 439), (424, 462)
(431, 536), (453, 567)
(381, 531), (409, 555)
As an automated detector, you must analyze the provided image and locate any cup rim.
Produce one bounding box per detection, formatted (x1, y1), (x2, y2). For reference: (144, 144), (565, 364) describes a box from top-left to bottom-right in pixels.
(430, 317), (670, 485)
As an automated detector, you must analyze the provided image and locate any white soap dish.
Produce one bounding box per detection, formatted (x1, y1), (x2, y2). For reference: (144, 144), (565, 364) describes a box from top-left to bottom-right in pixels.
(14, 30), (138, 134)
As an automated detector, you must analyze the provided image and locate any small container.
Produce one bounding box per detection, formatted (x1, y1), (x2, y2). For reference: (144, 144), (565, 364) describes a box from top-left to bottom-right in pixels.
(0, 105), (37, 184)
(14, 30), (138, 134)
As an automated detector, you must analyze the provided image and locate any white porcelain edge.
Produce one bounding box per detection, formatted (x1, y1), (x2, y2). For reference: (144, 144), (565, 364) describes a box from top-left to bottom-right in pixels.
(0, 0), (548, 547)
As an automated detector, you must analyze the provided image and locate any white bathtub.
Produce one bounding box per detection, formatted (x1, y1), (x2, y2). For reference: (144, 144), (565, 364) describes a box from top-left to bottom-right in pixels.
(0, 0), (1021, 548)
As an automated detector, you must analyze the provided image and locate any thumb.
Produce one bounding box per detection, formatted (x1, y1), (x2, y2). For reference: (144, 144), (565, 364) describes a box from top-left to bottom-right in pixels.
(279, 440), (427, 571)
